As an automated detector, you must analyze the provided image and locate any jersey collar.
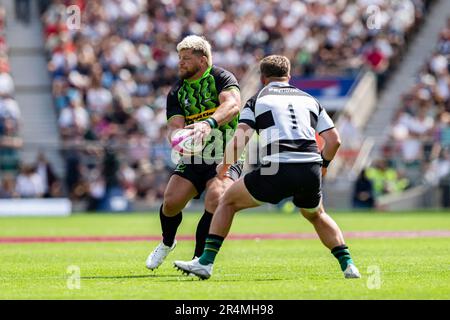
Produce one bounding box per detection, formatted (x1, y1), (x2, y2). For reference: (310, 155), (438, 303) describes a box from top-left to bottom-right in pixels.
(183, 66), (212, 84)
(267, 81), (291, 87)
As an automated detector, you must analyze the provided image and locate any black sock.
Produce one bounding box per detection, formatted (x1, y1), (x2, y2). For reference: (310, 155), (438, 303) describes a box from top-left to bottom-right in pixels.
(193, 210), (213, 258)
(159, 205), (182, 247)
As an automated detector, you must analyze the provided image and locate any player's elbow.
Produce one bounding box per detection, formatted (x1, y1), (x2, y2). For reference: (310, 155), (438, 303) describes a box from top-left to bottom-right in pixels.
(334, 136), (342, 149)
(322, 129), (341, 150)
(222, 104), (240, 124)
(329, 138), (341, 152)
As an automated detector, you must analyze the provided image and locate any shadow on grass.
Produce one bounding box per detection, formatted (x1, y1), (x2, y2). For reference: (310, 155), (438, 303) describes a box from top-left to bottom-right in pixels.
(81, 274), (181, 280)
(158, 277), (286, 282)
(80, 274), (285, 282)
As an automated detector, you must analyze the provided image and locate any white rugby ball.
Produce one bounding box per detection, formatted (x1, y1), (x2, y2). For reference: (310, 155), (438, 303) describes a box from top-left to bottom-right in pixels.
(171, 129), (204, 156)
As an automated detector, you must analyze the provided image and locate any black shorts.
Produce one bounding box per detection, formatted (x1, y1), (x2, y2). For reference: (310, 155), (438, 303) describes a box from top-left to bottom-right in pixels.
(244, 162), (322, 209)
(173, 160), (243, 199)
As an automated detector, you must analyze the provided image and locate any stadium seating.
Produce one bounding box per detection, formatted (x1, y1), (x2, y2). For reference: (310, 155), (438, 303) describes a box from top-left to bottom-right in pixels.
(0, 3), (24, 198)
(355, 16), (449, 207)
(379, 17), (450, 193)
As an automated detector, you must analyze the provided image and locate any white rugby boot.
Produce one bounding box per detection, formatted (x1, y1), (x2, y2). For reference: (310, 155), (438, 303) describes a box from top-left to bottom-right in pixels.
(186, 257), (199, 277)
(174, 258), (213, 280)
(146, 241), (177, 270)
(344, 264), (361, 279)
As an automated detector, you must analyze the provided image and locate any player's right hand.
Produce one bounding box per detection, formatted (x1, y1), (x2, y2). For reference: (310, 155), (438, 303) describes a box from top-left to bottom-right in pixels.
(185, 121), (211, 146)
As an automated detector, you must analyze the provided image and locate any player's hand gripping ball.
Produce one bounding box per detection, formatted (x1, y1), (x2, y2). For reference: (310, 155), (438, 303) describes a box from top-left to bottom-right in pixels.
(171, 128), (205, 156)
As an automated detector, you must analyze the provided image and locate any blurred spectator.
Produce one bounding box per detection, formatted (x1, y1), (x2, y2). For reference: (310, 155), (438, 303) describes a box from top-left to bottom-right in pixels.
(86, 77), (113, 115)
(135, 159), (157, 202)
(58, 95), (90, 139)
(150, 125), (175, 170)
(337, 111), (362, 168)
(119, 162), (137, 201)
(0, 119), (22, 173)
(434, 111), (450, 150)
(35, 152), (59, 198)
(438, 152), (450, 208)
(352, 168), (375, 209)
(0, 173), (18, 198)
(0, 68), (15, 96)
(86, 168), (105, 211)
(102, 145), (120, 191)
(424, 148), (450, 207)
(364, 40), (390, 87)
(440, 174), (450, 207)
(127, 130), (150, 166)
(0, 94), (21, 126)
(64, 148), (82, 199)
(366, 159), (410, 198)
(15, 164), (45, 198)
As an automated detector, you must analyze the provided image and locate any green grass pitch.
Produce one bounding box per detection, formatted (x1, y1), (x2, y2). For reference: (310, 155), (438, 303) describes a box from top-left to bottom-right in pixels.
(0, 211), (449, 299)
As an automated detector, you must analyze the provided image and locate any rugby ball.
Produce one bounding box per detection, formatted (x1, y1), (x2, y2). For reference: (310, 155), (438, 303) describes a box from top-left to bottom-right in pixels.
(171, 129), (204, 156)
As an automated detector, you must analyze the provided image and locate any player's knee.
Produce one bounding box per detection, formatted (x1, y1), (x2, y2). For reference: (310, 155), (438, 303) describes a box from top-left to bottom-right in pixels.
(300, 207), (321, 222)
(205, 188), (222, 211)
(218, 194), (239, 212)
(162, 194), (184, 216)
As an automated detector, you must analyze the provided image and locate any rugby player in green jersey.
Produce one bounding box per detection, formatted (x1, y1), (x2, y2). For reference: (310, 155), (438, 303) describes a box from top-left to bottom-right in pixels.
(146, 35), (243, 270)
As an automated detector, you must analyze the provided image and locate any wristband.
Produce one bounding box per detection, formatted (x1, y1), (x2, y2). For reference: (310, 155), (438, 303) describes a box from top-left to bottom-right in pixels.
(204, 117), (219, 129)
(321, 153), (332, 168)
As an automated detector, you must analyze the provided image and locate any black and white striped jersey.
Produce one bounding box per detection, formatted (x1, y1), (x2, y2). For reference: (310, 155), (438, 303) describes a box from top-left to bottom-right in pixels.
(239, 81), (334, 164)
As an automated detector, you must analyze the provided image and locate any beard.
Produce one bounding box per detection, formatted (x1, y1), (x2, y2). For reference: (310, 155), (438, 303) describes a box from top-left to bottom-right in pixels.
(179, 65), (201, 80)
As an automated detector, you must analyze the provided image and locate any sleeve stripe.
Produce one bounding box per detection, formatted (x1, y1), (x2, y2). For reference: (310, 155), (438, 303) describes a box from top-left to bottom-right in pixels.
(167, 114), (185, 122)
(318, 127), (335, 135)
(239, 119), (256, 128)
(222, 85), (240, 92)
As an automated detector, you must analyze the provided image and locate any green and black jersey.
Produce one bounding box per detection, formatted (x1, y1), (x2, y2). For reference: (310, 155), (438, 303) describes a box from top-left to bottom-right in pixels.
(166, 65), (240, 160)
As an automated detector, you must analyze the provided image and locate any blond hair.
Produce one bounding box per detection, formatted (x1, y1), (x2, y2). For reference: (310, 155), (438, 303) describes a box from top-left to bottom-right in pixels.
(176, 35), (213, 66)
(260, 55), (291, 78)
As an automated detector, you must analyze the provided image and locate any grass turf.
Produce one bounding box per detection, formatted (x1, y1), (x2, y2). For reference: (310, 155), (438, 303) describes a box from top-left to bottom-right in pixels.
(0, 211), (449, 299)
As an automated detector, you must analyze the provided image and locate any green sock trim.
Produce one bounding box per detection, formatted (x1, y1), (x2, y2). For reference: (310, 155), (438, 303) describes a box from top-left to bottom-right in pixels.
(332, 248), (354, 271)
(199, 236), (223, 265)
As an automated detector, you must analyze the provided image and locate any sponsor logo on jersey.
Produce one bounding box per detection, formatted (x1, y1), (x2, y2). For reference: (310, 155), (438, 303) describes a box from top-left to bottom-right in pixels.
(184, 108), (218, 125)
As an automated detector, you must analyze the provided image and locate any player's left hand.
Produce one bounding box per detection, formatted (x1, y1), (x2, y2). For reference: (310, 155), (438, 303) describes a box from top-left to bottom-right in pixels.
(185, 121), (211, 146)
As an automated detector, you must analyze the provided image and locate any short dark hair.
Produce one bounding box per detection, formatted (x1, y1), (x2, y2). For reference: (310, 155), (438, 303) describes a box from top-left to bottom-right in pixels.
(260, 55), (291, 78)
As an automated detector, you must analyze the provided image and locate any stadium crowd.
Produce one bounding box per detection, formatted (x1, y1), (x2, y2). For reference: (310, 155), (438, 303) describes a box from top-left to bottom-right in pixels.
(0, 4), (29, 198)
(34, 0), (435, 207)
(393, 16), (450, 205)
(356, 16), (450, 208)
